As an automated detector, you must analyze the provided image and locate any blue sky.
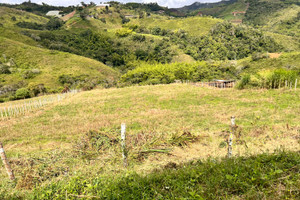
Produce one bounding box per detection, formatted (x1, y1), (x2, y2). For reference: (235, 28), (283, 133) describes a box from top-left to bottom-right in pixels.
(0, 0), (221, 8)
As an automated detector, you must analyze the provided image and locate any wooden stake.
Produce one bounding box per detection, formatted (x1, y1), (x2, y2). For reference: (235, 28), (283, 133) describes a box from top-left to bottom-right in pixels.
(295, 79), (298, 90)
(0, 142), (15, 180)
(121, 123), (128, 167)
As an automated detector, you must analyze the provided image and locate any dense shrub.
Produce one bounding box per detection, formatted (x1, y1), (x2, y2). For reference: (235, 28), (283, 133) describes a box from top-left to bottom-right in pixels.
(115, 28), (132, 37)
(237, 69), (299, 89)
(252, 52), (269, 61)
(23, 69), (41, 79)
(132, 34), (146, 42)
(27, 83), (47, 97)
(16, 21), (44, 30)
(236, 74), (251, 89)
(0, 64), (11, 74)
(45, 18), (63, 30)
(15, 88), (30, 99)
(121, 62), (237, 85)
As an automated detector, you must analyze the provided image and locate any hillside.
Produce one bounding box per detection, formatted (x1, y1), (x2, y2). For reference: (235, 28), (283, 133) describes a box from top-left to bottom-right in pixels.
(0, 6), (120, 101)
(0, 36), (118, 100)
(173, 0), (300, 51)
(128, 16), (223, 36)
(0, 84), (299, 198)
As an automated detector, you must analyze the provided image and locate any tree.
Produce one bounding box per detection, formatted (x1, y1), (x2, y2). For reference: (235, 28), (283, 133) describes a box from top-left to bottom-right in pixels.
(45, 18), (63, 30)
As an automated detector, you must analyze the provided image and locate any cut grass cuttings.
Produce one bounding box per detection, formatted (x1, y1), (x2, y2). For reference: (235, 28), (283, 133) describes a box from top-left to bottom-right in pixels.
(30, 151), (300, 199)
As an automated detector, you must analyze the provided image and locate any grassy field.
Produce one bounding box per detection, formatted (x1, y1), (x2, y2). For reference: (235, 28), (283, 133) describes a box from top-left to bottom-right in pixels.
(129, 16), (223, 36)
(0, 84), (299, 198)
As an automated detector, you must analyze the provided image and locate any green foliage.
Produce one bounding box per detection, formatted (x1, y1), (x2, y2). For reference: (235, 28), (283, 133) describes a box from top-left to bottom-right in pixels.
(182, 22), (282, 61)
(16, 21), (44, 30)
(15, 88), (30, 99)
(245, 0), (288, 26)
(115, 28), (133, 37)
(0, 64), (11, 74)
(131, 34), (146, 42)
(121, 62), (237, 85)
(252, 52), (269, 61)
(236, 74), (250, 89)
(23, 69), (41, 79)
(27, 83), (47, 97)
(80, 9), (89, 20)
(0, 1), (74, 15)
(237, 69), (299, 89)
(31, 151), (300, 199)
(45, 18), (63, 30)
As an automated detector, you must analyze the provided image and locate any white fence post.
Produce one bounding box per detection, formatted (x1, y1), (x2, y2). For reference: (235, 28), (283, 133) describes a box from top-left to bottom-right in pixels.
(228, 116), (235, 158)
(121, 123), (128, 167)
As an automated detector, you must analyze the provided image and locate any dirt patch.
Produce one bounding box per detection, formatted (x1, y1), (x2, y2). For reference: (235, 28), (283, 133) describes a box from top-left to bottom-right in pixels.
(269, 53), (282, 59)
(61, 11), (76, 22)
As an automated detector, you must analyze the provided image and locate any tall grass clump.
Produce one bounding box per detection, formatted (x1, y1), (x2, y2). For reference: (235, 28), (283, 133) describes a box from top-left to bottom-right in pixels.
(31, 151), (300, 199)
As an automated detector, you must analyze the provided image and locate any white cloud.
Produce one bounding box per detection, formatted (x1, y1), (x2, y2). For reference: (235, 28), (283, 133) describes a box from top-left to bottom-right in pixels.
(0, 0), (221, 8)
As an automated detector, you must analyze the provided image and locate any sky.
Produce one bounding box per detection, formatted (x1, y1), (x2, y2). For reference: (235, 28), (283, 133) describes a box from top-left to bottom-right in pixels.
(0, 0), (221, 8)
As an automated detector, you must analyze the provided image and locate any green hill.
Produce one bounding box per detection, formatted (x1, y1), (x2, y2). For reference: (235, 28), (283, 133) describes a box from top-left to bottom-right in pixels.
(128, 16), (223, 36)
(0, 6), (119, 101)
(0, 36), (119, 100)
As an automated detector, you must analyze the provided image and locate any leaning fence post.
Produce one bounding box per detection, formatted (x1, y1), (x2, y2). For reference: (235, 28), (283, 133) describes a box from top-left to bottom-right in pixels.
(0, 142), (15, 180)
(121, 123), (128, 167)
(228, 116), (235, 158)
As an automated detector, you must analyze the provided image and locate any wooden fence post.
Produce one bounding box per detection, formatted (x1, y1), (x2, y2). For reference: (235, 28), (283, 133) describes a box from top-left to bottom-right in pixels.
(295, 79), (298, 90)
(0, 142), (15, 180)
(121, 123), (128, 167)
(228, 116), (235, 158)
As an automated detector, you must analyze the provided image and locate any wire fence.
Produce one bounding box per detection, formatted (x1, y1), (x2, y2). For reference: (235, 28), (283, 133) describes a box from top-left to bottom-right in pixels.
(0, 90), (78, 121)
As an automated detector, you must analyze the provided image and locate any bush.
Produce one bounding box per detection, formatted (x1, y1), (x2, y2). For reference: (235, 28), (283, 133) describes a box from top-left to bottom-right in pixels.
(236, 74), (251, 89)
(27, 83), (47, 97)
(115, 28), (133, 37)
(132, 34), (146, 42)
(45, 18), (63, 30)
(15, 88), (30, 99)
(237, 69), (298, 89)
(0, 64), (11, 74)
(16, 21), (44, 30)
(23, 69), (41, 79)
(252, 52), (269, 61)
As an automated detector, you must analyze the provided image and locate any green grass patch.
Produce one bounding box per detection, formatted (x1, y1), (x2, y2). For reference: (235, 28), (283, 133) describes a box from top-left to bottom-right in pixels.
(27, 151), (300, 199)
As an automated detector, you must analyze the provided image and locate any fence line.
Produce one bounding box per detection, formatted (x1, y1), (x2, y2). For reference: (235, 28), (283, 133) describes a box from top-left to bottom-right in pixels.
(0, 90), (78, 121)
(191, 81), (236, 88)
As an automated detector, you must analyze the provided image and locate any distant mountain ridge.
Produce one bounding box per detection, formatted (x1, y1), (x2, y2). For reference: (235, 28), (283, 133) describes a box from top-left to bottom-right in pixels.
(177, 0), (238, 12)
